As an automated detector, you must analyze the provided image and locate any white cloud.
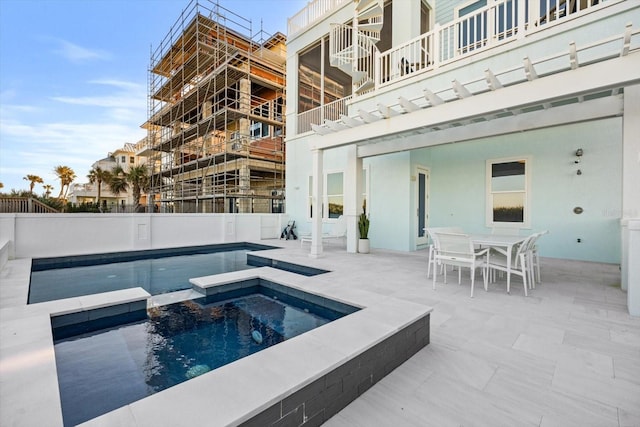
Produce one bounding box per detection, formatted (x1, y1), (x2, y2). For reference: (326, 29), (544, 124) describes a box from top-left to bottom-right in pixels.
(0, 75), (149, 192)
(50, 79), (146, 115)
(53, 39), (111, 63)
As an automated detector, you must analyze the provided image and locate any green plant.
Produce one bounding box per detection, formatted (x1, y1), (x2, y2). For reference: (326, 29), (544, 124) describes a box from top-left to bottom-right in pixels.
(358, 200), (370, 239)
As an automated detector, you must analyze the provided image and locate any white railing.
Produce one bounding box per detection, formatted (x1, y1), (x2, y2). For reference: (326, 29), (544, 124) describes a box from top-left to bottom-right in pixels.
(294, 0), (616, 130)
(379, 32), (435, 85)
(377, 0), (610, 87)
(297, 96), (352, 134)
(0, 198), (60, 213)
(288, 0), (349, 38)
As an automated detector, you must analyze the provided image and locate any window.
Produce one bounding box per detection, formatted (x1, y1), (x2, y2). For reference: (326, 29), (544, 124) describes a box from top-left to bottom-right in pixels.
(326, 172), (344, 219)
(297, 38), (352, 115)
(486, 157), (530, 226)
(250, 103), (270, 139)
(121, 155), (126, 163)
(307, 169), (368, 220)
(307, 173), (342, 220)
(250, 121), (269, 139)
(456, 0), (518, 53)
(308, 176), (315, 219)
(130, 156), (135, 164)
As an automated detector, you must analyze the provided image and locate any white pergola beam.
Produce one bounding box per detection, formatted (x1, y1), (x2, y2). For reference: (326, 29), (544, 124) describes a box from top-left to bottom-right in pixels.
(311, 123), (333, 135)
(424, 89), (444, 106)
(377, 103), (400, 118)
(309, 53), (639, 151)
(569, 42), (579, 70)
(341, 114), (363, 127)
(524, 56), (538, 81)
(452, 79), (472, 99)
(485, 69), (503, 90)
(622, 23), (632, 57)
(325, 119), (348, 131)
(358, 96), (622, 157)
(358, 109), (381, 123)
(398, 96), (420, 113)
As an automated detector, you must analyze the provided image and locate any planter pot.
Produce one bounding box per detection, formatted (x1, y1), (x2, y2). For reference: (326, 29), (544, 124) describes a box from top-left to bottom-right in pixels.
(358, 238), (370, 254)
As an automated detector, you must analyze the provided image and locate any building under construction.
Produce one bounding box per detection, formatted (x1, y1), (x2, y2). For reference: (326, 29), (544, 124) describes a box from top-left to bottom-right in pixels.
(144, 0), (286, 213)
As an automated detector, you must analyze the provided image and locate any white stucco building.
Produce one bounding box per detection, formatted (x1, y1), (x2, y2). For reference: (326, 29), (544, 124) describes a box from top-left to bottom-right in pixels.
(284, 0), (640, 313)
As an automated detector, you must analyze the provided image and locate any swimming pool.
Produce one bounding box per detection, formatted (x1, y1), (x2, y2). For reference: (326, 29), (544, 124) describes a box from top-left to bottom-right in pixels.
(52, 282), (359, 426)
(29, 243), (326, 304)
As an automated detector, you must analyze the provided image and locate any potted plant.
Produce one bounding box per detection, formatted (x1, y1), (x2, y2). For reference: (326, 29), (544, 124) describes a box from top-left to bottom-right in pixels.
(358, 200), (370, 253)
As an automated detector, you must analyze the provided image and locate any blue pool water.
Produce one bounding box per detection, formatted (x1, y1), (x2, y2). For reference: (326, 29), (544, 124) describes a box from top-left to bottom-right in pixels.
(29, 244), (328, 304)
(28, 244), (277, 304)
(30, 250), (252, 303)
(53, 286), (357, 426)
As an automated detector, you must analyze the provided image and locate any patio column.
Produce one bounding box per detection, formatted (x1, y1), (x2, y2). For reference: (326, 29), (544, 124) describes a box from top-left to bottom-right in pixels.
(622, 84), (640, 315)
(622, 220), (640, 316)
(344, 145), (363, 253)
(622, 84), (640, 227)
(310, 149), (324, 258)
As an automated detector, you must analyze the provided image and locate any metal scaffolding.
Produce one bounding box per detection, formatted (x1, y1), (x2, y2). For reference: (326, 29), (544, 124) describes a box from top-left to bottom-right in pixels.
(144, 0), (286, 213)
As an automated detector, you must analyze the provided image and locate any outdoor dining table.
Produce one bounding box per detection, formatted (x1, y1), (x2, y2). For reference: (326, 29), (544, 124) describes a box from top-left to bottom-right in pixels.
(471, 234), (527, 292)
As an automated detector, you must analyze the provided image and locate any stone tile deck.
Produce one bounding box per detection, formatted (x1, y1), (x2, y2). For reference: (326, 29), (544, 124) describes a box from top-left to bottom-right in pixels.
(1, 240), (639, 426)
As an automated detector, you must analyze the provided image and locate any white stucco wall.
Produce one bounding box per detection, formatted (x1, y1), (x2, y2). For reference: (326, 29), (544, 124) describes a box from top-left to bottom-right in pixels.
(285, 116), (623, 263)
(0, 214), (289, 259)
(424, 118), (622, 263)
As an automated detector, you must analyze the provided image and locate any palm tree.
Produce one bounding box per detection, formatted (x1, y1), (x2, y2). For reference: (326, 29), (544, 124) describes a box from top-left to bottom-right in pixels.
(87, 166), (111, 207)
(53, 165), (76, 200)
(23, 174), (43, 194)
(42, 184), (54, 198)
(108, 165), (149, 212)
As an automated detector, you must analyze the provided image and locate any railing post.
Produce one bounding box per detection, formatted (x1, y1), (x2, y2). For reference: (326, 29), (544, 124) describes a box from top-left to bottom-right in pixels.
(374, 49), (380, 90)
(433, 23), (440, 68)
(487, 2), (495, 46)
(518, 0), (526, 38)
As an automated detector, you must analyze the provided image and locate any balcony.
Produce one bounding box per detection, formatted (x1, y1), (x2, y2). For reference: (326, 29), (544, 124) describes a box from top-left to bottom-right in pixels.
(296, 0), (632, 135)
(288, 0), (349, 38)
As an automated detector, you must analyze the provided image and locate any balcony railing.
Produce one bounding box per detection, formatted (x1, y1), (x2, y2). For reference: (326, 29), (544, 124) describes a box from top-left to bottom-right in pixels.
(288, 0), (349, 38)
(295, 0), (619, 135)
(378, 0), (611, 87)
(0, 198), (60, 213)
(297, 96), (352, 134)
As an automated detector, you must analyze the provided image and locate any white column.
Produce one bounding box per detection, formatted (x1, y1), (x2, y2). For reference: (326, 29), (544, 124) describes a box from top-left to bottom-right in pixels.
(344, 145), (363, 253)
(310, 149), (324, 258)
(622, 84), (640, 224)
(392, 0), (421, 46)
(621, 84), (640, 315)
(623, 220), (640, 316)
(286, 45), (298, 137)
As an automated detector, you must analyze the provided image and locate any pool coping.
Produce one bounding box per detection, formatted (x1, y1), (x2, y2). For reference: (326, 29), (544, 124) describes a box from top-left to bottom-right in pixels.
(1, 259), (432, 427)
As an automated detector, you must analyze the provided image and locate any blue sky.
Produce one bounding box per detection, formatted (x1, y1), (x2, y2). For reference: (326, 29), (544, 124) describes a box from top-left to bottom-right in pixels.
(0, 0), (305, 195)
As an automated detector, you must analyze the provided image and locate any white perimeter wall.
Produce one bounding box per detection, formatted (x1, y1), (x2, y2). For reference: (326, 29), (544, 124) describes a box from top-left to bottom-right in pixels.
(0, 213), (289, 259)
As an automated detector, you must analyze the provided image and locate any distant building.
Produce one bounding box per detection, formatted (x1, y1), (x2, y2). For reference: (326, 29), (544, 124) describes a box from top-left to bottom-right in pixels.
(68, 140), (150, 211)
(143, 0), (286, 213)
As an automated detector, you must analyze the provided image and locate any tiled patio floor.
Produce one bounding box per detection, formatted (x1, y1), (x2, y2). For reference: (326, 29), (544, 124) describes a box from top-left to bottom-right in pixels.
(268, 241), (640, 427)
(1, 240), (639, 426)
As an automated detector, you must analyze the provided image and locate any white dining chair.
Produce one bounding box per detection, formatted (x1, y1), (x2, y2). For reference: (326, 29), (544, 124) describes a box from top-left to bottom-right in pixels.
(530, 230), (548, 284)
(426, 227), (464, 279)
(488, 233), (536, 296)
(432, 232), (489, 298)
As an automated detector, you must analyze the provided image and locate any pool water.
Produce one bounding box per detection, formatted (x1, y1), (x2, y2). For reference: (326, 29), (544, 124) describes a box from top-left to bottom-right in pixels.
(29, 249), (253, 303)
(53, 288), (353, 426)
